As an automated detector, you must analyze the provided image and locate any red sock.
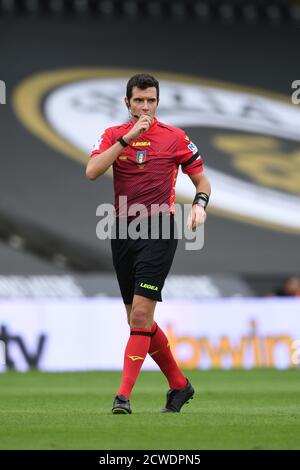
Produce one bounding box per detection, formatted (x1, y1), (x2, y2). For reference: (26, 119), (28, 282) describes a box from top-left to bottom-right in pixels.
(117, 327), (152, 399)
(149, 322), (187, 390)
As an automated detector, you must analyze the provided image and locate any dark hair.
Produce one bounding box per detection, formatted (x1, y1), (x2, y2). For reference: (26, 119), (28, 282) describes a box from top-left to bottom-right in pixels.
(126, 73), (159, 101)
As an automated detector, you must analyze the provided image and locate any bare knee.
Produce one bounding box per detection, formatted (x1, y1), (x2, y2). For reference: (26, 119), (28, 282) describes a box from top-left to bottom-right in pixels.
(125, 305), (132, 326)
(130, 305), (151, 329)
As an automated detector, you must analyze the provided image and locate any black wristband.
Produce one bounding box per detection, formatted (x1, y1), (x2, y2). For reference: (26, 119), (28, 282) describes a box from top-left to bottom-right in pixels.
(117, 136), (129, 148)
(193, 192), (209, 209)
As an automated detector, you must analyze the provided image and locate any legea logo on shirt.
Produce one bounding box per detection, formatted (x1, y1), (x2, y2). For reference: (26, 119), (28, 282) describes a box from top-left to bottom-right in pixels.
(13, 68), (300, 234)
(132, 141), (151, 147)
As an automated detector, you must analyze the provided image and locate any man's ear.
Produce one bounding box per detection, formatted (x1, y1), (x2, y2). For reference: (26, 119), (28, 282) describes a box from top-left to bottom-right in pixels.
(124, 97), (129, 109)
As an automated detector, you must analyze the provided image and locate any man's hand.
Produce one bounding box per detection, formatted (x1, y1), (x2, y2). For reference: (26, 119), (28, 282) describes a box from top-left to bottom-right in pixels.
(124, 114), (153, 142)
(187, 204), (207, 231)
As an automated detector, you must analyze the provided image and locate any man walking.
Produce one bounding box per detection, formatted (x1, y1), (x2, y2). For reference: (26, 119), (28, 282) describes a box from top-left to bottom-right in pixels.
(86, 73), (211, 414)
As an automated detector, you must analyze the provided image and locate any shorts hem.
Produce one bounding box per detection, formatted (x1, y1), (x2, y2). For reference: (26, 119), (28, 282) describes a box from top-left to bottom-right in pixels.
(134, 286), (162, 302)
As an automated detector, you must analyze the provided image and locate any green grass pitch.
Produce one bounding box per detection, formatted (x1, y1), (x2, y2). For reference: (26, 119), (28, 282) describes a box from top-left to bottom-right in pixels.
(0, 369), (299, 449)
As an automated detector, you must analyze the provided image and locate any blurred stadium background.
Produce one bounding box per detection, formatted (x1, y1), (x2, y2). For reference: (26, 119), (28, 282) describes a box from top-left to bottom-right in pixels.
(0, 0), (300, 450)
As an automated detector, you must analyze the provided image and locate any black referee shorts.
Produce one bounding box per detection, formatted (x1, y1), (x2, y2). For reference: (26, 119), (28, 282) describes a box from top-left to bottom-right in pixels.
(111, 214), (178, 304)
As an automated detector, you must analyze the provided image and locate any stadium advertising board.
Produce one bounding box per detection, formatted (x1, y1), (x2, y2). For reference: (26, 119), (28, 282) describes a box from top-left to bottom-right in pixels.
(0, 298), (299, 371)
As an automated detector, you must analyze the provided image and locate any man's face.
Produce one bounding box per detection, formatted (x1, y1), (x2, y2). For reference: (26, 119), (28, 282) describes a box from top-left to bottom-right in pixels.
(126, 86), (158, 120)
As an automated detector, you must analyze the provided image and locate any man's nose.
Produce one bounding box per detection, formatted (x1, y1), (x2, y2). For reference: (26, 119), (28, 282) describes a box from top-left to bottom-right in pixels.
(142, 100), (149, 109)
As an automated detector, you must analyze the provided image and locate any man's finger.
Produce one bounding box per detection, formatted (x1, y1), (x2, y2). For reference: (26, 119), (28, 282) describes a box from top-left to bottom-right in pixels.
(187, 211), (193, 230)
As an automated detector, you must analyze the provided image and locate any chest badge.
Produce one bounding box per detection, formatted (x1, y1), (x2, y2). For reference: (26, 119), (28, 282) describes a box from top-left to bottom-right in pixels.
(136, 150), (147, 168)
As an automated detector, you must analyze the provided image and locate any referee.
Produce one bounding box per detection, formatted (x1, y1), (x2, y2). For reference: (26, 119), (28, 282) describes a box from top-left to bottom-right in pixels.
(86, 73), (211, 414)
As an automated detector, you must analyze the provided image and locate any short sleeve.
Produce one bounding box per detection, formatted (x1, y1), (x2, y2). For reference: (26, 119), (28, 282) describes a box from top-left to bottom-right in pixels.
(90, 128), (113, 158)
(177, 131), (203, 175)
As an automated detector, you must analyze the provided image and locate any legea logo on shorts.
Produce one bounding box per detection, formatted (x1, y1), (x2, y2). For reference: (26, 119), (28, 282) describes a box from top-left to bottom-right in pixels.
(140, 282), (159, 291)
(13, 69), (300, 234)
(0, 80), (6, 104)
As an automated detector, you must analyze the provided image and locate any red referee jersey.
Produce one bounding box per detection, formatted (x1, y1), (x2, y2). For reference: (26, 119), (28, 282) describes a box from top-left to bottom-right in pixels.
(90, 117), (203, 217)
